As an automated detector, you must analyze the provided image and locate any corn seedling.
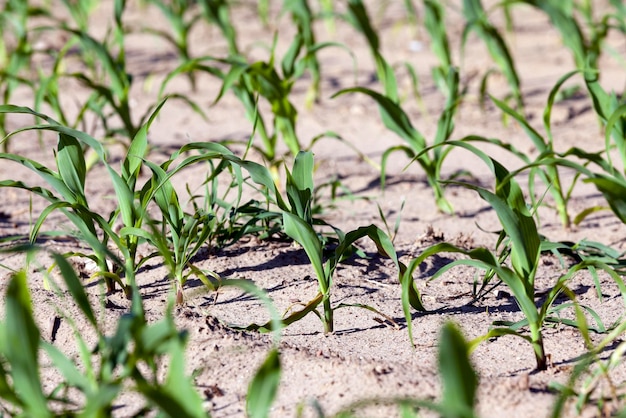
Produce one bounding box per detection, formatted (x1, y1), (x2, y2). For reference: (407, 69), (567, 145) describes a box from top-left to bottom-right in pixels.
(0, 248), (208, 417)
(508, 0), (626, 71)
(402, 149), (625, 370)
(140, 148), (245, 304)
(200, 150), (416, 335)
(488, 70), (591, 229)
(278, 152), (405, 333)
(423, 0), (455, 99)
(462, 0), (523, 110)
(0, 105), (139, 295)
(142, 0), (205, 89)
(0, 0), (52, 151)
(549, 315), (626, 416)
(334, 67), (461, 214)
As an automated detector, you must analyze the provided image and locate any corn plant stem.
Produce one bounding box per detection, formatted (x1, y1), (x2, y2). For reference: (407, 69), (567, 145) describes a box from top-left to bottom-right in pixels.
(531, 326), (547, 371)
(322, 294), (333, 333)
(426, 174), (453, 214)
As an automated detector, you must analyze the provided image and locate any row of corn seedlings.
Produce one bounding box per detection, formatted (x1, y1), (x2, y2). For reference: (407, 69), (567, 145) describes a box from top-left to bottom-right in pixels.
(1, 0), (626, 416)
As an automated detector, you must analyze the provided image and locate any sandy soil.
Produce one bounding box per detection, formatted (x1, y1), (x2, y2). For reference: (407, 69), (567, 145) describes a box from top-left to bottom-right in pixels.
(1, 1), (626, 417)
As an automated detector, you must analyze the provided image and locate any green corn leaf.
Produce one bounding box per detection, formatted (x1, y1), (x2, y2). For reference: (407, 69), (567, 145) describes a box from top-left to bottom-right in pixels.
(475, 187), (540, 282)
(584, 174), (626, 224)
(333, 87), (425, 152)
(462, 0), (522, 107)
(65, 28), (129, 99)
(605, 103), (626, 170)
(3, 271), (51, 417)
(524, 0), (586, 68)
(434, 68), (460, 147)
(438, 323), (478, 418)
(584, 66), (621, 125)
(246, 348), (281, 418)
(56, 133), (87, 205)
(214, 57), (248, 104)
(286, 151), (314, 221)
(543, 70), (581, 142)
(346, 0), (379, 53)
(122, 98), (168, 184)
(0, 152), (76, 203)
(291, 151), (314, 192)
(373, 53), (399, 101)
(281, 33), (304, 79)
(143, 159), (183, 230)
(41, 341), (92, 392)
(114, 0), (125, 27)
(52, 253), (97, 327)
(491, 95), (545, 152)
(282, 212), (326, 292)
(0, 105), (107, 159)
(424, 0), (452, 70)
(107, 165), (138, 230)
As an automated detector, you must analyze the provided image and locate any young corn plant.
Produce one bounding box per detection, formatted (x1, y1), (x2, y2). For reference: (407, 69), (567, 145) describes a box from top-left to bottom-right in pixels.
(462, 0), (523, 110)
(507, 0), (626, 71)
(140, 151), (244, 304)
(334, 67), (461, 214)
(197, 0), (239, 55)
(344, 0), (398, 100)
(0, 0), (52, 151)
(401, 149), (625, 370)
(279, 152), (405, 334)
(0, 105), (137, 295)
(195, 150), (421, 335)
(0, 248), (208, 417)
(0, 245), (286, 417)
(423, 0), (455, 99)
(0, 101), (174, 297)
(486, 70), (592, 229)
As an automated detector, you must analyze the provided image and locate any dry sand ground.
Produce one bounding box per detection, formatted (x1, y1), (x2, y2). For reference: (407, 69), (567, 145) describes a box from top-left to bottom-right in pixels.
(1, 1), (626, 417)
